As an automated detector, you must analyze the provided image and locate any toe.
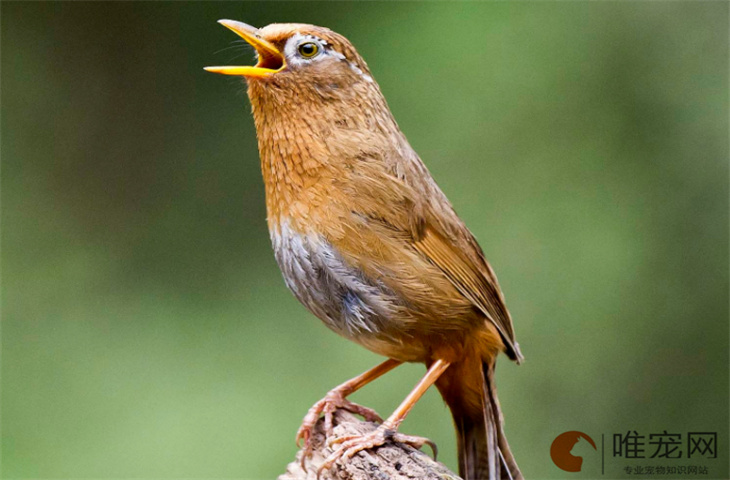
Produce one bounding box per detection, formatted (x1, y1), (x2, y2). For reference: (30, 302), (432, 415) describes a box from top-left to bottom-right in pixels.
(317, 449), (344, 479)
(391, 432), (438, 459)
(295, 426), (310, 447)
(346, 402), (383, 423)
(327, 433), (359, 447)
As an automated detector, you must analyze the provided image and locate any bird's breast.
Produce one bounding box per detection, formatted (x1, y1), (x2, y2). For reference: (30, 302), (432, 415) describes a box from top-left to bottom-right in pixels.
(269, 217), (428, 361)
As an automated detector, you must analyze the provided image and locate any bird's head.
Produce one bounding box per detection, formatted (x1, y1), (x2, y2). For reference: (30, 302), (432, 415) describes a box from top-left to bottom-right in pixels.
(206, 20), (379, 103)
(205, 20), (410, 203)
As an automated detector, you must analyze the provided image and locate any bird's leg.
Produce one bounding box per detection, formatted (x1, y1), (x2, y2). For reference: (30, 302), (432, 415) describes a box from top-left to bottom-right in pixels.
(296, 358), (402, 461)
(318, 359), (451, 476)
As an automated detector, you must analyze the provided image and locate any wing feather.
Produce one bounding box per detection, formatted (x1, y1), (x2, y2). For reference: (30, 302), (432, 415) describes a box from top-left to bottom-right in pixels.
(326, 157), (522, 362)
(414, 224), (522, 362)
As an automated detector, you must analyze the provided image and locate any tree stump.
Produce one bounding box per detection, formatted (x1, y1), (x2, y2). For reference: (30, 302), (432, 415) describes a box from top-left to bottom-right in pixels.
(278, 410), (461, 480)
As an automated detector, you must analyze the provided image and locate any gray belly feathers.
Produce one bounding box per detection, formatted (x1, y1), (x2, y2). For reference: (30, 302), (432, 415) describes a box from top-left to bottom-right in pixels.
(271, 220), (400, 342)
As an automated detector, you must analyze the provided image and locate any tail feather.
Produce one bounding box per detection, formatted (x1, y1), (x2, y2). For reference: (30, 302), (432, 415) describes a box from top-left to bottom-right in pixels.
(454, 397), (500, 480)
(483, 361), (522, 480)
(437, 359), (522, 480)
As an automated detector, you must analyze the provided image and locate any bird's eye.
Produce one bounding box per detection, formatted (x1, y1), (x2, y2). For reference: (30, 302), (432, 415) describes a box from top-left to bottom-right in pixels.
(298, 42), (320, 58)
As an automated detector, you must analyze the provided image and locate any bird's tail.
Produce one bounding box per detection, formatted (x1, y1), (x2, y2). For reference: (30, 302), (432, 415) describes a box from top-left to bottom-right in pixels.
(435, 357), (523, 480)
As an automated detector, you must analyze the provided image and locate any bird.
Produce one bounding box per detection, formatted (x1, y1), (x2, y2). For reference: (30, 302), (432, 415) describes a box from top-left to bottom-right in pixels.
(206, 20), (524, 480)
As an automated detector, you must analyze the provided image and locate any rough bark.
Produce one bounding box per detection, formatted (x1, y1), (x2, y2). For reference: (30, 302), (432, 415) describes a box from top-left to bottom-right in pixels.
(278, 410), (461, 480)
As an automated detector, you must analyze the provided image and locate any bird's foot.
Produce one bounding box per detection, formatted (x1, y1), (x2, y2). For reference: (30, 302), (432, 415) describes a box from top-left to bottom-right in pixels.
(317, 425), (437, 477)
(296, 389), (382, 465)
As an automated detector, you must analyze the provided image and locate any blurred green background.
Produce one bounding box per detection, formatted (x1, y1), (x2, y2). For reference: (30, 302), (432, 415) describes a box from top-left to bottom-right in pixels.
(2, 2), (728, 479)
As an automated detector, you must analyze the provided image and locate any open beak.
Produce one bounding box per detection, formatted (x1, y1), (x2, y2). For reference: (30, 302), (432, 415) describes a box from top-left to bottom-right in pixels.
(204, 20), (285, 78)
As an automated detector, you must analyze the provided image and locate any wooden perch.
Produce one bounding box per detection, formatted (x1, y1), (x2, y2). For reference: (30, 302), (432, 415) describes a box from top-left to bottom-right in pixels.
(278, 410), (461, 480)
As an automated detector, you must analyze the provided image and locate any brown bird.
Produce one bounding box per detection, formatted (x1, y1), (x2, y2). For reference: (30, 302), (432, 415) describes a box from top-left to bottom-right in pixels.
(206, 20), (524, 480)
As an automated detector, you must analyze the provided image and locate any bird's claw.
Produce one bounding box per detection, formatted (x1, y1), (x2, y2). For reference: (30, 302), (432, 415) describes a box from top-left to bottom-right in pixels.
(296, 389), (383, 468)
(316, 426), (437, 478)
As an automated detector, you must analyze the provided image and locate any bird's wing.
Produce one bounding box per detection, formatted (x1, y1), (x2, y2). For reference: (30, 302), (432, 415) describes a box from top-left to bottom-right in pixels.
(329, 162), (521, 362)
(413, 222), (521, 362)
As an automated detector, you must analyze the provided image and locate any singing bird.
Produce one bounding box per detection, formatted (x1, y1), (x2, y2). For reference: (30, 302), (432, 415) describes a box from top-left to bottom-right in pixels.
(206, 20), (524, 480)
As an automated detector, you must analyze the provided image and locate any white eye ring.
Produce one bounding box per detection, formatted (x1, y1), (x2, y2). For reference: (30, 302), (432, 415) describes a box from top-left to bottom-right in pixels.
(285, 34), (326, 65)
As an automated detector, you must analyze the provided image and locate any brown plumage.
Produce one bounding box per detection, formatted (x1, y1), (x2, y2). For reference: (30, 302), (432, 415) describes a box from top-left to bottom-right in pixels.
(206, 20), (523, 480)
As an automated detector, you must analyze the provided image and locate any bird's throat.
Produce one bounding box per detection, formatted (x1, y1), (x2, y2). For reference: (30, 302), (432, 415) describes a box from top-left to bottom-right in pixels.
(247, 79), (407, 228)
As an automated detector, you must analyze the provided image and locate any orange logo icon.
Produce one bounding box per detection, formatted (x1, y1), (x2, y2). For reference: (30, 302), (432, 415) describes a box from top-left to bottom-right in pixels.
(550, 431), (597, 472)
